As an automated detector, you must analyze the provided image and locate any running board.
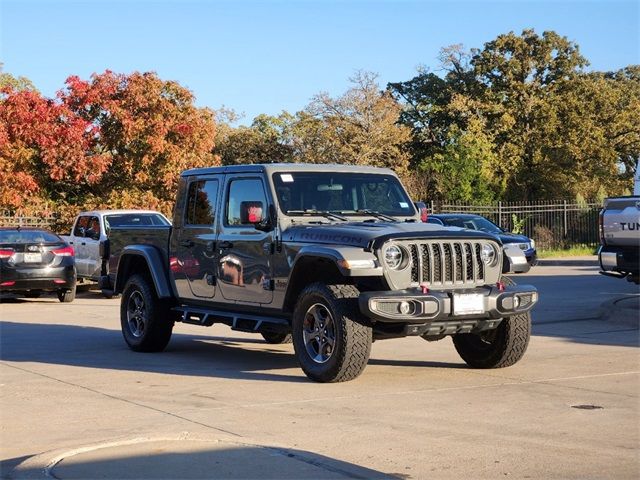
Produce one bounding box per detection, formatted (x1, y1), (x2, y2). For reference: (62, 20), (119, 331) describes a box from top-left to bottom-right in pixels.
(173, 305), (290, 333)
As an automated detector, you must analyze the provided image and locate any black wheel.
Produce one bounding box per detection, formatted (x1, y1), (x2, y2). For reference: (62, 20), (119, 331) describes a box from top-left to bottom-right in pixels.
(292, 283), (372, 383)
(261, 331), (292, 344)
(452, 276), (531, 368)
(120, 274), (174, 352)
(57, 287), (76, 303)
(25, 291), (42, 299)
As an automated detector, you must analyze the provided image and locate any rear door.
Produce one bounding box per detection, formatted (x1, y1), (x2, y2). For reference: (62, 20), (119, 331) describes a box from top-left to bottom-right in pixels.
(172, 176), (221, 300)
(216, 175), (274, 305)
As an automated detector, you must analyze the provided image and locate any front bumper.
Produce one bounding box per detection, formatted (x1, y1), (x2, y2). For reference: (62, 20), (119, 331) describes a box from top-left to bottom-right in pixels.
(359, 283), (538, 324)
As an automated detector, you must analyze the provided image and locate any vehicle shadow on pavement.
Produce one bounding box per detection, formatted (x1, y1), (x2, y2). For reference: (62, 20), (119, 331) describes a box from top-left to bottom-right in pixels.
(0, 321), (305, 383)
(514, 272), (639, 348)
(0, 321), (462, 382)
(5, 444), (400, 479)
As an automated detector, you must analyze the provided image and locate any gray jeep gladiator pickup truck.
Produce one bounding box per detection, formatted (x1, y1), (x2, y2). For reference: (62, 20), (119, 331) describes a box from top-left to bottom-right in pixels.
(106, 164), (538, 382)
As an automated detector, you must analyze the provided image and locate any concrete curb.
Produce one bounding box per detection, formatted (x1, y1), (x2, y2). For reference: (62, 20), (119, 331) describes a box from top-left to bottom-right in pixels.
(537, 256), (598, 267)
(10, 432), (391, 480)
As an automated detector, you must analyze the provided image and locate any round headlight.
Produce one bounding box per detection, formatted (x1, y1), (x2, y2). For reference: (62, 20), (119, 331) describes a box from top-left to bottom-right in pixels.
(384, 245), (404, 270)
(481, 244), (498, 266)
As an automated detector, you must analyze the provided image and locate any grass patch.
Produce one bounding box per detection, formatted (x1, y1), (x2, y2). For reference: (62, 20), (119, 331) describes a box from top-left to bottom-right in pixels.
(537, 246), (597, 258)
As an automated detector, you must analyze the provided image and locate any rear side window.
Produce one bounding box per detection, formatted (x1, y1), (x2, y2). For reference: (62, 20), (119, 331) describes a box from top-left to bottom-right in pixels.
(0, 230), (61, 243)
(105, 214), (169, 227)
(185, 179), (219, 226)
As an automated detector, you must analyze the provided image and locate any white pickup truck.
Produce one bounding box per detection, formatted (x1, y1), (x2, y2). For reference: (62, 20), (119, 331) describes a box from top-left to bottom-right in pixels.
(598, 168), (640, 284)
(62, 210), (170, 294)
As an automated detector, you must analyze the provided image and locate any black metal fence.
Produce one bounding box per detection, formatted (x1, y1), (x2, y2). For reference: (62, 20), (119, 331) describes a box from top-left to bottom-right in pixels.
(0, 212), (58, 229)
(428, 200), (602, 251)
(1, 201), (602, 251)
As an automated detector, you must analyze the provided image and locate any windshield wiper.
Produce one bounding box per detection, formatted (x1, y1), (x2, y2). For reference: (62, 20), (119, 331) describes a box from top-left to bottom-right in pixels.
(286, 209), (348, 221)
(353, 209), (399, 222)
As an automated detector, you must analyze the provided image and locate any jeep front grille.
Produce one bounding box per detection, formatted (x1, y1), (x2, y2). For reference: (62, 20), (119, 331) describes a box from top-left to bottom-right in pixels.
(409, 241), (486, 286)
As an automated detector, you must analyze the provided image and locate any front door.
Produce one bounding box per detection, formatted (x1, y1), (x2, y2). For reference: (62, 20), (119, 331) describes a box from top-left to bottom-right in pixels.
(173, 176), (221, 299)
(84, 216), (102, 279)
(71, 215), (92, 276)
(216, 175), (274, 305)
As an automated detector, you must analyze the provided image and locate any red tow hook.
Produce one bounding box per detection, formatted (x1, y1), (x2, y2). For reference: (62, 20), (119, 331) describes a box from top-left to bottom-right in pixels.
(497, 281), (505, 292)
(421, 285), (429, 294)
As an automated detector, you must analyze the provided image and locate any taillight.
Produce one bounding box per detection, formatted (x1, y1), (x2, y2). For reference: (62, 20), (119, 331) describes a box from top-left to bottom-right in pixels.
(0, 249), (14, 259)
(52, 246), (74, 257)
(420, 207), (428, 223)
(598, 210), (604, 245)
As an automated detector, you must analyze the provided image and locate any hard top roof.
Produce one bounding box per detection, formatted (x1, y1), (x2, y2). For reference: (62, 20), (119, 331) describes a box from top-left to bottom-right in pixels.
(181, 163), (396, 177)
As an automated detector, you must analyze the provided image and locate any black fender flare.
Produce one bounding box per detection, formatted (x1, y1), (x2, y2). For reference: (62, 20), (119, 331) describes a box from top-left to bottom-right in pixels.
(114, 245), (173, 298)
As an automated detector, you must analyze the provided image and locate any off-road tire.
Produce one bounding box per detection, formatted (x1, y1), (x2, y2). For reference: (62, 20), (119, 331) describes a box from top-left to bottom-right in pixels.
(452, 276), (531, 368)
(57, 287), (76, 303)
(120, 274), (174, 352)
(292, 283), (372, 383)
(261, 332), (293, 344)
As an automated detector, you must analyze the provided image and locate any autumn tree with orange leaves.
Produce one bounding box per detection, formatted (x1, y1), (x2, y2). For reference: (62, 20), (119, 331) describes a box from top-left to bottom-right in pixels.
(0, 70), (217, 227)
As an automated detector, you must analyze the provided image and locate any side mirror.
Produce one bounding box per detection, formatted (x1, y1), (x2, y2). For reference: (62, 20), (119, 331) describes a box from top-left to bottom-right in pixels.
(240, 201), (271, 230)
(414, 201), (428, 222)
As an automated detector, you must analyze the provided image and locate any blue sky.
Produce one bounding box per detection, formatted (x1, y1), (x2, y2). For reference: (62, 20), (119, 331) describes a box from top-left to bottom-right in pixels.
(1, 0), (638, 123)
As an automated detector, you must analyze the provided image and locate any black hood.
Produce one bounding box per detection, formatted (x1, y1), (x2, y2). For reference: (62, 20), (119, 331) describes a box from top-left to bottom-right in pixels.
(496, 232), (531, 244)
(282, 221), (498, 249)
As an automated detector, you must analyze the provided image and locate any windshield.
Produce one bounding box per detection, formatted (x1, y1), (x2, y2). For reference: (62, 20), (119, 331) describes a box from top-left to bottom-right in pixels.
(272, 172), (415, 217)
(0, 230), (61, 243)
(105, 213), (170, 228)
(441, 216), (502, 234)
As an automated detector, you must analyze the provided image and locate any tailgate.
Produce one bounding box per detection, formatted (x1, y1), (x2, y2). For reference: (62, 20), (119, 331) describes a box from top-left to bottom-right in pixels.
(602, 197), (640, 247)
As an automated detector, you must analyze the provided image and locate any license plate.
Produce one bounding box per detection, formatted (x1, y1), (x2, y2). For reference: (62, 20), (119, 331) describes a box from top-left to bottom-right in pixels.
(23, 253), (42, 263)
(453, 293), (485, 315)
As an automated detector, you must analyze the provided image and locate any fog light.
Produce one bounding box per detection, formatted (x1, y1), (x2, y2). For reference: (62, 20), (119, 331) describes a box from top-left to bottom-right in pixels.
(399, 301), (412, 315)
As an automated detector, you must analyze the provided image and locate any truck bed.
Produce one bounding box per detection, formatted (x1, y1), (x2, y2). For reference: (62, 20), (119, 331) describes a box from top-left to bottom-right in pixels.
(106, 225), (171, 286)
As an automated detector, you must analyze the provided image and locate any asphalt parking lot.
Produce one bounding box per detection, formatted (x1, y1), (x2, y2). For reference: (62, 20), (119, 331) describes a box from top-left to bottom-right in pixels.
(1, 261), (638, 479)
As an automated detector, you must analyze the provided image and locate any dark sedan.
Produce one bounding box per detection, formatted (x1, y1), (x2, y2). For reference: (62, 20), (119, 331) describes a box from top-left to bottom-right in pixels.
(426, 214), (538, 266)
(0, 228), (77, 302)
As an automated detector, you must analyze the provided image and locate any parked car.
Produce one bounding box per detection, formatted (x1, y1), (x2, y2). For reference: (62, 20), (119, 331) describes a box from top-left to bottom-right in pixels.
(105, 164), (538, 383)
(62, 210), (170, 296)
(0, 227), (76, 302)
(426, 214), (537, 267)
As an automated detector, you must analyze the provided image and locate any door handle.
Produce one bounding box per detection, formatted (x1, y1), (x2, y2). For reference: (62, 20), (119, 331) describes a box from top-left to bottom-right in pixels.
(218, 241), (233, 250)
(180, 240), (195, 248)
(81, 242), (86, 246)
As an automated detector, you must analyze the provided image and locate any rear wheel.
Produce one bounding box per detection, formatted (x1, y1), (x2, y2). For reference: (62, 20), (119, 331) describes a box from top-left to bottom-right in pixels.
(120, 274), (174, 352)
(292, 283), (372, 383)
(261, 332), (292, 344)
(452, 277), (531, 368)
(57, 287), (76, 303)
